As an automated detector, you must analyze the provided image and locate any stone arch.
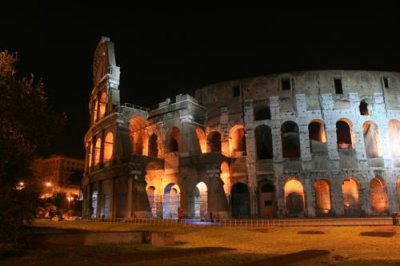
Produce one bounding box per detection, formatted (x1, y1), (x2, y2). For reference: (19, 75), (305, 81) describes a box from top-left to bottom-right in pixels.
(342, 177), (361, 216)
(148, 133), (159, 158)
(255, 125), (273, 160)
(87, 141), (93, 168)
(284, 178), (305, 216)
(308, 119), (327, 153)
(163, 183), (180, 219)
(130, 116), (148, 155)
(220, 161), (231, 195)
(259, 182), (275, 218)
(94, 137), (101, 166)
(230, 125), (246, 156)
(91, 96), (98, 124)
(103, 131), (113, 163)
(231, 182), (250, 218)
(98, 91), (107, 119)
(207, 131), (221, 153)
(369, 177), (389, 213)
(388, 119), (400, 157)
(189, 182), (208, 219)
(281, 121), (300, 158)
(314, 179), (331, 215)
(195, 128), (207, 153)
(363, 121), (382, 158)
(167, 127), (181, 153)
(147, 186), (157, 217)
(336, 119), (353, 149)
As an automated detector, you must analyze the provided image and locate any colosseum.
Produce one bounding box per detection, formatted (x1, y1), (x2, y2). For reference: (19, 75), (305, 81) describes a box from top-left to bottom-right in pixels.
(82, 37), (400, 220)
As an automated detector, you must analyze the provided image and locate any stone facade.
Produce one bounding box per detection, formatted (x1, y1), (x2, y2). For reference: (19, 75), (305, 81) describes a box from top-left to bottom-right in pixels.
(82, 37), (400, 219)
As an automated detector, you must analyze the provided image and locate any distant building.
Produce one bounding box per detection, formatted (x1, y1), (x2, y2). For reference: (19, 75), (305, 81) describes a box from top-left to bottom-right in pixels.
(32, 155), (84, 198)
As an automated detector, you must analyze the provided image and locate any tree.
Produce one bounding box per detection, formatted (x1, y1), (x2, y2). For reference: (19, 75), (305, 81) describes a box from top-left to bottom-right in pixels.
(0, 51), (64, 243)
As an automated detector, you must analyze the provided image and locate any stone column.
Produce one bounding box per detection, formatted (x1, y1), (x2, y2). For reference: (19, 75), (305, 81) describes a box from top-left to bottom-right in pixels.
(96, 181), (101, 219)
(108, 178), (114, 218)
(387, 180), (398, 213)
(330, 182), (345, 216)
(304, 177), (315, 217)
(299, 124), (311, 161)
(126, 175), (133, 218)
(131, 172), (151, 218)
(206, 169), (229, 219)
(325, 123), (340, 160)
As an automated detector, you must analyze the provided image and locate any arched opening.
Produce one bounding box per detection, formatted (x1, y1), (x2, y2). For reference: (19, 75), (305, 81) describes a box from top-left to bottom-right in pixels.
(98, 91), (107, 119)
(255, 125), (273, 160)
(369, 177), (389, 213)
(359, 100), (370, 115)
(92, 97), (98, 123)
(90, 183), (98, 218)
(94, 137), (101, 166)
(148, 134), (159, 158)
(220, 162), (230, 196)
(388, 120), (400, 157)
(259, 182), (275, 218)
(231, 183), (250, 218)
(168, 127), (181, 153)
(314, 180), (331, 215)
(195, 128), (207, 153)
(189, 182), (208, 219)
(336, 120), (352, 149)
(254, 104), (271, 121)
(363, 121), (382, 158)
(163, 183), (180, 219)
(342, 178), (361, 216)
(281, 121), (300, 158)
(129, 116), (148, 156)
(308, 120), (327, 153)
(103, 132), (113, 162)
(284, 179), (305, 216)
(87, 141), (93, 168)
(207, 131), (221, 152)
(147, 186), (156, 217)
(231, 126), (246, 156)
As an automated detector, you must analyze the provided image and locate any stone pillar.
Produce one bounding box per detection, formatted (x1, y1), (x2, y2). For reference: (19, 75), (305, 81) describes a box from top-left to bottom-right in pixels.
(387, 180), (398, 213)
(108, 178), (114, 218)
(325, 123), (340, 160)
(131, 173), (151, 218)
(126, 176), (133, 218)
(378, 123), (392, 168)
(299, 124), (311, 161)
(360, 184), (371, 215)
(330, 180), (344, 216)
(96, 181), (101, 219)
(206, 169), (229, 219)
(220, 107), (230, 156)
(304, 178), (315, 217)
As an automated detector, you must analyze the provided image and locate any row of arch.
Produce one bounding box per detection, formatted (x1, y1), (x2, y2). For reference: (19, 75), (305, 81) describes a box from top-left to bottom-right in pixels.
(252, 99), (375, 122)
(143, 176), (399, 219)
(87, 131), (114, 168)
(256, 118), (400, 160)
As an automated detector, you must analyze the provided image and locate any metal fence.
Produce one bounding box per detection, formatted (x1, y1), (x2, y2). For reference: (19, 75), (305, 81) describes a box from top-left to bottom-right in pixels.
(81, 217), (393, 227)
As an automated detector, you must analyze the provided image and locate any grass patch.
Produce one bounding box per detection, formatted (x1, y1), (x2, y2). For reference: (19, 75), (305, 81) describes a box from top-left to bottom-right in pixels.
(3, 219), (399, 265)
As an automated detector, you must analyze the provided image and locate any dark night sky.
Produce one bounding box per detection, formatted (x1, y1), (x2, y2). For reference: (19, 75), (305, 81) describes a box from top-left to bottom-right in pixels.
(1, 7), (400, 159)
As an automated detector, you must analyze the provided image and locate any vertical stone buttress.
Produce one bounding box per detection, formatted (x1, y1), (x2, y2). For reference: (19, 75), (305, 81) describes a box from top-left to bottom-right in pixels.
(244, 99), (258, 217)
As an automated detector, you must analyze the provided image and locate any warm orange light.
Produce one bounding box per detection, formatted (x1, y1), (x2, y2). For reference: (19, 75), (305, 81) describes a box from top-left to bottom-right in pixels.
(342, 178), (359, 207)
(45, 182), (52, 187)
(195, 128), (207, 153)
(103, 132), (114, 161)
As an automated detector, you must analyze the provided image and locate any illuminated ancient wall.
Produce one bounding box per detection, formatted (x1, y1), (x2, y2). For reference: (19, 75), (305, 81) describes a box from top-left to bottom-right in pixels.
(83, 37), (400, 219)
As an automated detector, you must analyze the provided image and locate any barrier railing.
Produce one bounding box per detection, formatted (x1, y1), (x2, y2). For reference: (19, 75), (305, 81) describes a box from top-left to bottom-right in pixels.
(81, 217), (393, 227)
